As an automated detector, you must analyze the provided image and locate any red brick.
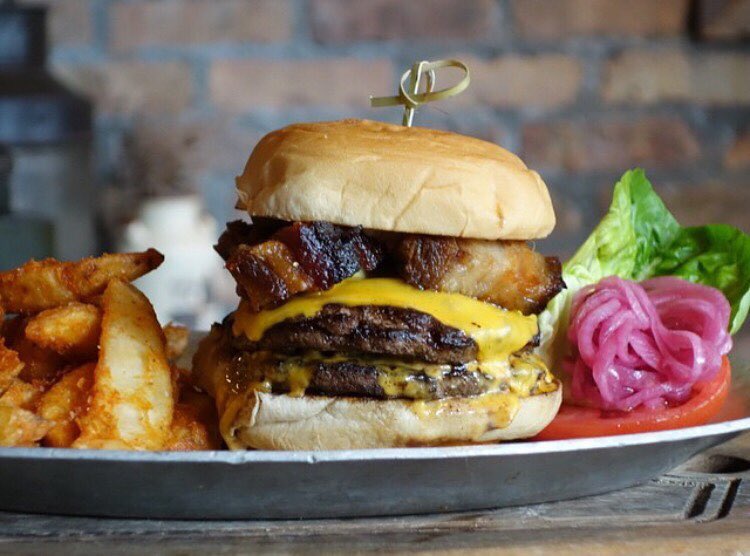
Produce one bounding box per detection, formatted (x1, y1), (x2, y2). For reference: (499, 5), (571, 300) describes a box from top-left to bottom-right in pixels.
(696, 0), (750, 40)
(111, 0), (291, 51)
(535, 187), (586, 260)
(602, 50), (689, 104)
(511, 0), (688, 40)
(20, 0), (93, 46)
(660, 182), (750, 232)
(548, 191), (584, 236)
(603, 49), (750, 105)
(310, 0), (497, 42)
(54, 61), (193, 115)
(189, 120), (265, 177)
(522, 117), (701, 173)
(123, 117), (264, 185)
(725, 131), (750, 169)
(456, 55), (583, 109)
(209, 58), (393, 110)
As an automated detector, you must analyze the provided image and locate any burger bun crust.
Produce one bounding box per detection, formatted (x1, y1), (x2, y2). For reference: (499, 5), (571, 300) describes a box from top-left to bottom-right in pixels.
(226, 387), (562, 450)
(235, 119), (555, 241)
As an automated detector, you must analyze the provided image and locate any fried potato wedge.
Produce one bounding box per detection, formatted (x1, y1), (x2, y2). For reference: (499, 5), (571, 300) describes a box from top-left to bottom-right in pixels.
(25, 303), (102, 359)
(74, 280), (174, 450)
(0, 339), (23, 394)
(0, 343), (50, 446)
(10, 333), (63, 386)
(166, 389), (222, 451)
(0, 405), (51, 447)
(0, 378), (44, 411)
(37, 363), (95, 448)
(0, 249), (164, 314)
(163, 323), (189, 362)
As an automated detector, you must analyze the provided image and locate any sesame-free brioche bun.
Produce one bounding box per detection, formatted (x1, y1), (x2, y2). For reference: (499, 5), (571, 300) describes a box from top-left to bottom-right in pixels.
(224, 387), (562, 450)
(235, 119), (555, 240)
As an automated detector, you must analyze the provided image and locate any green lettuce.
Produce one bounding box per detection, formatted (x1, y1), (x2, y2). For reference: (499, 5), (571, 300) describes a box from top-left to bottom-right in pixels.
(537, 169), (750, 367)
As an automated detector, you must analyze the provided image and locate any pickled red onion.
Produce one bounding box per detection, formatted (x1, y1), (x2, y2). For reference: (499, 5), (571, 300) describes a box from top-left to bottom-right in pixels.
(566, 276), (732, 411)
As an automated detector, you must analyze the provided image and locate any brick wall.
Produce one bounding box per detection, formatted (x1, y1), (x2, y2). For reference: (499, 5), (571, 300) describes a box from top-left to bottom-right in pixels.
(25, 0), (750, 258)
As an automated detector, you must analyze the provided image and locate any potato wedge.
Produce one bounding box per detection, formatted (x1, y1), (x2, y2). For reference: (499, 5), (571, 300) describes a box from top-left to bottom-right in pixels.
(25, 303), (101, 359)
(74, 280), (174, 450)
(0, 378), (44, 411)
(0, 249), (164, 314)
(166, 388), (222, 451)
(163, 323), (189, 362)
(37, 363), (94, 448)
(0, 342), (50, 446)
(0, 405), (51, 447)
(10, 333), (63, 386)
(0, 338), (23, 394)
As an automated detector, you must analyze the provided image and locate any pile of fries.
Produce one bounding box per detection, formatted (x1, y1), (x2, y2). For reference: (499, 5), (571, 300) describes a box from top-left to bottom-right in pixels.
(0, 250), (220, 450)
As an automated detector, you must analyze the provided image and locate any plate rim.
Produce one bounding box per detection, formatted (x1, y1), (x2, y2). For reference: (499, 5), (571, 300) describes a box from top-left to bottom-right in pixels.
(0, 414), (747, 464)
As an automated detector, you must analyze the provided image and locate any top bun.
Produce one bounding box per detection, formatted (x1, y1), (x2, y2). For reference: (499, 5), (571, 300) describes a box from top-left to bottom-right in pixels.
(235, 119), (555, 240)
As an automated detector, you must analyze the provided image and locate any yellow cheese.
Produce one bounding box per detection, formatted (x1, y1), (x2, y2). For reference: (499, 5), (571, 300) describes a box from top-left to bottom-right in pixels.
(233, 277), (538, 364)
(411, 392), (521, 429)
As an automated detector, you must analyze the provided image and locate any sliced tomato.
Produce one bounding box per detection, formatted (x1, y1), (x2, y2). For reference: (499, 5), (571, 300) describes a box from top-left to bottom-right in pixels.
(534, 357), (732, 440)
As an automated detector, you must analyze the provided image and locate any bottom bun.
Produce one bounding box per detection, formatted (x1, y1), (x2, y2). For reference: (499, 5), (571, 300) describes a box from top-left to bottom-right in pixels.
(226, 387), (562, 450)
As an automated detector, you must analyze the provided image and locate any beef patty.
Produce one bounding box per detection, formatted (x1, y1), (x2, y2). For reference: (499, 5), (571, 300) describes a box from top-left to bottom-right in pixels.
(232, 304), (478, 364)
(209, 320), (551, 401)
(230, 350), (495, 400)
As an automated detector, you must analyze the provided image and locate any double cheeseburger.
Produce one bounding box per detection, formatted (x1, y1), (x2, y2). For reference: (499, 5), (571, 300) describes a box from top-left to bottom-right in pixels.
(194, 119), (564, 450)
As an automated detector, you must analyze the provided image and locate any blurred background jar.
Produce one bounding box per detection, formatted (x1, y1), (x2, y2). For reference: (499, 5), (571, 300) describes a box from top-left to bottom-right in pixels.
(108, 122), (228, 329)
(0, 1), (95, 262)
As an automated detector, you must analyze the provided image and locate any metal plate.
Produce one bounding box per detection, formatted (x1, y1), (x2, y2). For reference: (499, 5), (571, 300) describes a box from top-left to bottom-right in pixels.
(0, 356), (748, 520)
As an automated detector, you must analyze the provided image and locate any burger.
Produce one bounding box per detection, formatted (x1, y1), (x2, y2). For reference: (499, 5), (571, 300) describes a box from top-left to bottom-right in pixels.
(193, 119), (565, 450)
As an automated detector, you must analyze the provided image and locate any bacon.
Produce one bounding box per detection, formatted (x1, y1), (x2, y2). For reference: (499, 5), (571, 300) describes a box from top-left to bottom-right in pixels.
(218, 219), (562, 315)
(215, 219), (285, 261)
(394, 236), (564, 314)
(274, 222), (384, 290)
(225, 241), (315, 313)
(218, 220), (385, 312)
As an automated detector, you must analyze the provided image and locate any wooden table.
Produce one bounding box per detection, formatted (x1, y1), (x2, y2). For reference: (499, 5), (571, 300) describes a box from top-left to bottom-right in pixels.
(2, 435), (750, 555)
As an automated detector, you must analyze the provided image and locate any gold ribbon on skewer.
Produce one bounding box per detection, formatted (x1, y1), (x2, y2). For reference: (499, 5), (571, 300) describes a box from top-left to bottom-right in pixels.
(370, 59), (470, 126)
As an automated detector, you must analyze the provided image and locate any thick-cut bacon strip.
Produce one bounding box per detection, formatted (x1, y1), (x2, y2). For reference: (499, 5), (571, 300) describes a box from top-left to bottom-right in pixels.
(218, 220), (385, 312)
(218, 220), (562, 314)
(215, 219), (285, 261)
(394, 236), (564, 314)
(274, 221), (384, 290)
(225, 241), (315, 313)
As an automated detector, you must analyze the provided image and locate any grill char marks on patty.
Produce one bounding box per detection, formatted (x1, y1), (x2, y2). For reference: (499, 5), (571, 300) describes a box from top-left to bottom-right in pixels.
(308, 362), (490, 399)
(218, 220), (385, 312)
(231, 350), (492, 400)
(232, 304), (478, 365)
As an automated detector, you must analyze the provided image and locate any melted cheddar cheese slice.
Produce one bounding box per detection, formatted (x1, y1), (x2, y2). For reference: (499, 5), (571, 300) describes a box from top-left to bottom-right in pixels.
(232, 277), (539, 364)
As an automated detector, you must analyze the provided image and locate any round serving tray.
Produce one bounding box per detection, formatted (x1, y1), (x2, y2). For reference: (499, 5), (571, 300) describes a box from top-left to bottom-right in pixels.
(1, 359), (748, 519)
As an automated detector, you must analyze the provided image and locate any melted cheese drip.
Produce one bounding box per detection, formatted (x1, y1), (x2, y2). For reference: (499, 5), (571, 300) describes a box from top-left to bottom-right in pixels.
(233, 277), (538, 364)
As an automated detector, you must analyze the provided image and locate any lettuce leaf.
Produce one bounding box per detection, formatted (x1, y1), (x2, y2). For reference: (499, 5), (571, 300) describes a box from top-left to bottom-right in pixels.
(654, 225), (750, 334)
(537, 169), (750, 368)
(563, 168), (680, 285)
